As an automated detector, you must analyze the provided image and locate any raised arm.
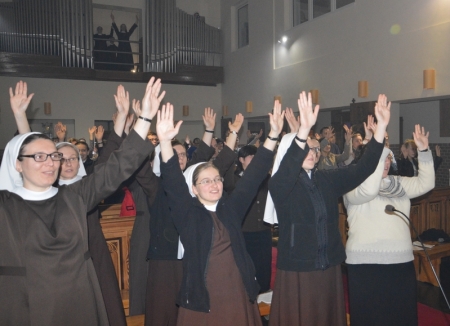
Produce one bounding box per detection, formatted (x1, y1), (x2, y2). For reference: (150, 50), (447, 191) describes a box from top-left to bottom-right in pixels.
(55, 122), (67, 142)
(285, 107), (300, 133)
(158, 104), (183, 163)
(335, 125), (352, 163)
(296, 91), (320, 149)
(327, 94), (391, 196)
(70, 78), (162, 210)
(225, 113), (243, 150)
(270, 92), (319, 204)
(157, 104), (193, 232)
(344, 147), (391, 206)
(10, 81), (33, 134)
(202, 107), (216, 146)
(133, 77), (165, 140)
(113, 85), (130, 137)
(400, 124), (435, 198)
(227, 101), (284, 220)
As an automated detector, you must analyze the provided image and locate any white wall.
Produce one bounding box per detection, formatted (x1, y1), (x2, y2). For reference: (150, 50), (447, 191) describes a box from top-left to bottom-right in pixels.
(220, 0), (450, 137)
(0, 76), (221, 148)
(400, 101), (450, 143)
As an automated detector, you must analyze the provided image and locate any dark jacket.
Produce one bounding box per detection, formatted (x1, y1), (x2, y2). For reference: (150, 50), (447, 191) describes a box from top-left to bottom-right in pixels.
(224, 167), (271, 233)
(160, 146), (274, 312)
(398, 154), (442, 177)
(270, 137), (384, 272)
(144, 141), (236, 260)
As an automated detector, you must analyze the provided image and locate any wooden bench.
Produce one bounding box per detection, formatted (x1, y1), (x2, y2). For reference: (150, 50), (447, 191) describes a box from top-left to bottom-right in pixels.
(413, 242), (450, 286)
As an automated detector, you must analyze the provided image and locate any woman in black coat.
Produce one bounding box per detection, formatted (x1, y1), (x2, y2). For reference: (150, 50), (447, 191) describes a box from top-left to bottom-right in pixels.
(157, 102), (284, 325)
(111, 13), (138, 71)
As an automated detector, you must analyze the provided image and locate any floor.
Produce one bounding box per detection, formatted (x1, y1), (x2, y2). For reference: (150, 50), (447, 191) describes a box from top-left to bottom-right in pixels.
(417, 281), (450, 314)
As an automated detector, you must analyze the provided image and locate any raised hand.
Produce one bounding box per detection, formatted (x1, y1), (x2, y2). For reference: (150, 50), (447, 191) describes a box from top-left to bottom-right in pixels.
(55, 122), (67, 141)
(257, 129), (263, 139)
(297, 91), (319, 135)
(132, 99), (141, 116)
(228, 113), (244, 133)
(374, 94), (390, 128)
(156, 103), (182, 142)
(344, 124), (352, 143)
(285, 107), (300, 133)
(114, 85), (130, 115)
(124, 113), (135, 134)
(141, 77), (165, 120)
(412, 124), (429, 151)
(96, 125), (105, 141)
(363, 115), (376, 140)
(185, 134), (191, 145)
(110, 12), (115, 22)
(268, 100), (285, 136)
(202, 107), (216, 131)
(326, 126), (335, 139)
(10, 81), (34, 116)
(89, 126), (97, 136)
(436, 145), (441, 157)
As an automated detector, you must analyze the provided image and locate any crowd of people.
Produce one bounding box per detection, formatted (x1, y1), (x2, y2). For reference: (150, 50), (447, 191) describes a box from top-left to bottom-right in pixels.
(93, 13), (139, 71)
(0, 79), (440, 326)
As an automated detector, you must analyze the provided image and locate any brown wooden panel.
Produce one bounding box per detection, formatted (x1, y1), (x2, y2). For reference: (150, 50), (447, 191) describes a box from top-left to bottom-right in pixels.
(410, 204), (423, 239)
(106, 239), (122, 289)
(100, 208), (134, 291)
(428, 201), (444, 230)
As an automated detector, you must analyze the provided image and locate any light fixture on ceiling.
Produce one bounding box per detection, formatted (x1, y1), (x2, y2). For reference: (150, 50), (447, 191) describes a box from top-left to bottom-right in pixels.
(278, 36), (288, 44)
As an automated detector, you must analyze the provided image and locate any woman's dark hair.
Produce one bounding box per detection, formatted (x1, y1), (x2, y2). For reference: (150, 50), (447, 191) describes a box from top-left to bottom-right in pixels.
(192, 162), (219, 185)
(236, 145), (257, 173)
(171, 139), (183, 148)
(17, 134), (52, 161)
(75, 141), (89, 151)
(352, 144), (366, 164)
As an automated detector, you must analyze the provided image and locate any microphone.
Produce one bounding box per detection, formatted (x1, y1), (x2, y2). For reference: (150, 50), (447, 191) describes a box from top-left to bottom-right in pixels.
(385, 204), (395, 212)
(385, 205), (450, 309)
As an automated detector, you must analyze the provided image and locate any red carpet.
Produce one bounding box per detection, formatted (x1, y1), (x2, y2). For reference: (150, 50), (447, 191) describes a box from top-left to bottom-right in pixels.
(271, 247), (450, 325)
(417, 303), (450, 326)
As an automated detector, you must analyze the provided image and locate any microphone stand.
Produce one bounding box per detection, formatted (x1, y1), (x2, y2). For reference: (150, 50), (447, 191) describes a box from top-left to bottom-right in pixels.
(390, 207), (450, 310)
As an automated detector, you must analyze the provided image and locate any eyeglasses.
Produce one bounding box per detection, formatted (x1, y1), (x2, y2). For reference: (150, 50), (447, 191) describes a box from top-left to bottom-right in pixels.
(177, 152), (186, 158)
(19, 152), (63, 162)
(61, 157), (79, 165)
(309, 147), (320, 154)
(196, 176), (224, 186)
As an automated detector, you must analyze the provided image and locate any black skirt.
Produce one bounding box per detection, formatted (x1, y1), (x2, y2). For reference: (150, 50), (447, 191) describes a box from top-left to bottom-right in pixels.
(347, 261), (417, 326)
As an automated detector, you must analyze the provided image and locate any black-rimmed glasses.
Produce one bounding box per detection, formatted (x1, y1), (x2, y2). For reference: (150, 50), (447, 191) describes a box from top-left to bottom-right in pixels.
(18, 152), (63, 162)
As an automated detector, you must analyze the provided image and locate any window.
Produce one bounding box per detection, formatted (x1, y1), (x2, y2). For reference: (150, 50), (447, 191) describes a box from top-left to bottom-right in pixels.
(336, 0), (355, 9)
(313, 0), (331, 19)
(293, 0), (354, 27)
(237, 4), (249, 48)
(293, 0), (308, 26)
